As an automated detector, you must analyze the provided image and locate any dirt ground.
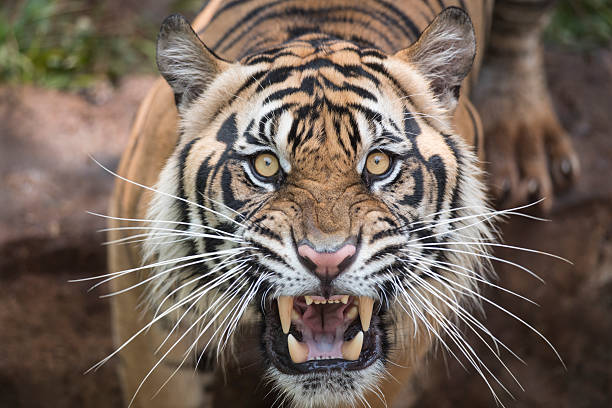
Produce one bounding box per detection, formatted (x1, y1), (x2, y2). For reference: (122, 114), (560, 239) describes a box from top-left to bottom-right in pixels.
(0, 47), (611, 407)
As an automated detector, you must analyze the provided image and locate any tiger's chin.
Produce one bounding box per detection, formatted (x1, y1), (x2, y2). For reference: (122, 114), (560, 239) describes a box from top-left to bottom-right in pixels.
(261, 295), (388, 406)
(266, 363), (386, 408)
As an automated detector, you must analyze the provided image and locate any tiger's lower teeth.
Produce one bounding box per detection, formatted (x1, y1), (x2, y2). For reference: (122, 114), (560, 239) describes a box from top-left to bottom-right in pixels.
(286, 332), (364, 364)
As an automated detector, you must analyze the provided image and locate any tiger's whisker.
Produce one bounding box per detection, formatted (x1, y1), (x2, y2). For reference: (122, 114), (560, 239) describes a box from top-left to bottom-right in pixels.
(400, 277), (510, 403)
(100, 257), (222, 298)
(128, 276), (252, 407)
(84, 270), (248, 375)
(90, 156), (248, 230)
(409, 255), (538, 306)
(404, 260), (564, 367)
(105, 235), (194, 247)
(415, 199), (548, 222)
(101, 226), (245, 243)
(402, 245), (545, 283)
(88, 211), (242, 237)
(72, 247), (250, 285)
(150, 255), (254, 319)
(405, 263), (526, 367)
(416, 241), (571, 264)
(154, 264), (253, 353)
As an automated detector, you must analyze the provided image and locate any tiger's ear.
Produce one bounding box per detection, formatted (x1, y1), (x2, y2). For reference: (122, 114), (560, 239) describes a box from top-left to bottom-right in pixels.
(156, 14), (229, 111)
(395, 7), (476, 111)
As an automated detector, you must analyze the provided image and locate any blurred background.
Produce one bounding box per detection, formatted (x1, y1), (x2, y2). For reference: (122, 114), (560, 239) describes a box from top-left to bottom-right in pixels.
(0, 0), (611, 407)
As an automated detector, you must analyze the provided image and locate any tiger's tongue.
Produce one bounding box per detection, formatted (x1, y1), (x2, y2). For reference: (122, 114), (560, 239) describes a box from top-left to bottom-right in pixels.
(298, 302), (350, 359)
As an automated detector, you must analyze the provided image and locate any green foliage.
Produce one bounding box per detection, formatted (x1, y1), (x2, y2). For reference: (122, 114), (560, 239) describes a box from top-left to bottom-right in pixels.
(0, 0), (155, 89)
(546, 0), (612, 50)
(171, 0), (207, 19)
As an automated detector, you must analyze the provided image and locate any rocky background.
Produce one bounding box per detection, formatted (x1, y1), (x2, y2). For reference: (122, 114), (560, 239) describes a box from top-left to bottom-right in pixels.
(1, 1), (611, 407)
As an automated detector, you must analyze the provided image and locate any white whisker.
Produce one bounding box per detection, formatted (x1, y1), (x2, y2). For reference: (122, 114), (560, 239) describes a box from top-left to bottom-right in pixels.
(406, 262), (526, 367)
(87, 211), (241, 237)
(89, 156), (248, 229)
(71, 247), (250, 285)
(403, 245), (545, 283)
(101, 226), (244, 243)
(151, 255), (253, 319)
(128, 276), (252, 407)
(412, 255), (538, 306)
(417, 241), (571, 264)
(154, 263), (253, 352)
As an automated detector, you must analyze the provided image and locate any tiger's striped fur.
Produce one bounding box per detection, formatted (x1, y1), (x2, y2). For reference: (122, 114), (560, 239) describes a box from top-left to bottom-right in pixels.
(106, 1), (577, 407)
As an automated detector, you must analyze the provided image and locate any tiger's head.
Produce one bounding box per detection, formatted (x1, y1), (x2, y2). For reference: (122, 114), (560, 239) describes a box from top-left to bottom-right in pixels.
(147, 7), (492, 407)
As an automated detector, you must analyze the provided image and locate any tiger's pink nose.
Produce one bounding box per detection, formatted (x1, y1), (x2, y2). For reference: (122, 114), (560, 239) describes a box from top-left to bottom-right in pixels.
(297, 244), (357, 281)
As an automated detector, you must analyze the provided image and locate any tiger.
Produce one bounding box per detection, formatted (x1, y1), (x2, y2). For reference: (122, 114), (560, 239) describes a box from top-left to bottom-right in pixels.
(104, 0), (579, 407)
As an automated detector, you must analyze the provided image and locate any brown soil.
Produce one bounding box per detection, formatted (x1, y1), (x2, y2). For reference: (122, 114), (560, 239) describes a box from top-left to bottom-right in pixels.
(0, 48), (611, 407)
(0, 76), (155, 408)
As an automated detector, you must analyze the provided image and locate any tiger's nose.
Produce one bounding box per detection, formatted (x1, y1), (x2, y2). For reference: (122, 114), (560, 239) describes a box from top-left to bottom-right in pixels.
(297, 243), (357, 281)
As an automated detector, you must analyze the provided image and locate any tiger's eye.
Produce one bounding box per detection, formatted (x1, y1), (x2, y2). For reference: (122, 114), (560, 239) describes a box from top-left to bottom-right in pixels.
(254, 153), (280, 178)
(365, 152), (391, 176)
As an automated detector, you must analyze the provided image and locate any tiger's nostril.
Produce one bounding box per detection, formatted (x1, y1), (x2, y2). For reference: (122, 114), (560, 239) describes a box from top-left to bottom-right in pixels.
(297, 243), (357, 281)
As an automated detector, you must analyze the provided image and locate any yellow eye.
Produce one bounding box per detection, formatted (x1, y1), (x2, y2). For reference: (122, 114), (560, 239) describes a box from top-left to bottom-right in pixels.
(365, 151), (391, 176)
(253, 152), (280, 178)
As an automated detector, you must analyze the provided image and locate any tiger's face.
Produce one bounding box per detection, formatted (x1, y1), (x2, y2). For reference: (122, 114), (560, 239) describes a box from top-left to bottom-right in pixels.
(148, 9), (492, 407)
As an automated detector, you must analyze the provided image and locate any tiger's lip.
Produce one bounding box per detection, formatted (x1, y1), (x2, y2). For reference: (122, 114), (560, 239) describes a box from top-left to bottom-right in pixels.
(262, 295), (385, 375)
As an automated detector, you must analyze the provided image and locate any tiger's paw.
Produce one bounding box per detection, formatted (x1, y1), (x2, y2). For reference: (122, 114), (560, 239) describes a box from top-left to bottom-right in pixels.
(483, 105), (579, 214)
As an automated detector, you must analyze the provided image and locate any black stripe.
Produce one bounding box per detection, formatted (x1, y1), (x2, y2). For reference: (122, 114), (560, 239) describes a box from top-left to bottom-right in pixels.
(320, 75), (378, 101)
(373, 0), (422, 39)
(427, 155), (447, 215)
(284, 18), (396, 49)
(244, 119), (266, 147)
(221, 166), (247, 212)
(213, 0), (290, 50)
(466, 104), (480, 154)
(244, 51), (299, 65)
(445, 134), (463, 223)
(219, 5), (418, 53)
(399, 166), (424, 206)
(403, 109), (422, 141)
(365, 244), (406, 265)
(363, 62), (410, 99)
(178, 138), (198, 225)
(334, 119), (352, 158)
(252, 241), (291, 268)
(177, 139), (199, 256)
(195, 156), (219, 256)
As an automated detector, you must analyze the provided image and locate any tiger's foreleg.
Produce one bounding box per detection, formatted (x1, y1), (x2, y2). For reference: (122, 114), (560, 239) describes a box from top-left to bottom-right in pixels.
(474, 0), (579, 212)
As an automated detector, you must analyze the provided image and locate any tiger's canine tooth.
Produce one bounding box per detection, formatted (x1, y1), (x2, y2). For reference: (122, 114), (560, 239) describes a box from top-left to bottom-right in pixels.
(340, 295), (349, 304)
(287, 334), (309, 364)
(359, 296), (374, 332)
(278, 296), (293, 334)
(305, 296), (314, 305)
(341, 331), (363, 361)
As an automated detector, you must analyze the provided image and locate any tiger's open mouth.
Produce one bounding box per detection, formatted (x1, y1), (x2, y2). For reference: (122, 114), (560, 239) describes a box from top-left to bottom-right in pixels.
(263, 295), (384, 374)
